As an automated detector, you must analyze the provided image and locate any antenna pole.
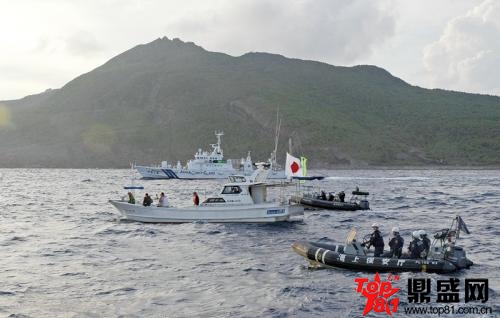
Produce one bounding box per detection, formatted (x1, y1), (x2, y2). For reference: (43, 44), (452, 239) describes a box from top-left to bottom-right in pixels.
(272, 107), (281, 166)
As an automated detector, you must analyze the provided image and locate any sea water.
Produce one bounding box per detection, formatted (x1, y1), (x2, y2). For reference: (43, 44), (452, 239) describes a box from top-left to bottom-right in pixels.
(0, 169), (499, 317)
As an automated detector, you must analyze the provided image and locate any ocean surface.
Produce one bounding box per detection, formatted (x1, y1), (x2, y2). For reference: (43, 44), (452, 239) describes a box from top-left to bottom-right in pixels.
(0, 169), (499, 317)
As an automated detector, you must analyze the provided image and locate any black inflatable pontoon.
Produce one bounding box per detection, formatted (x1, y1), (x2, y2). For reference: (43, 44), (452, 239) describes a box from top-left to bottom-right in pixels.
(292, 217), (473, 273)
(292, 189), (370, 211)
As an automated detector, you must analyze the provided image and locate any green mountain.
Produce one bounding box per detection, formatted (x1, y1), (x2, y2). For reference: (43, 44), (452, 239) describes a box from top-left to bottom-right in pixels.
(1, 37), (500, 168)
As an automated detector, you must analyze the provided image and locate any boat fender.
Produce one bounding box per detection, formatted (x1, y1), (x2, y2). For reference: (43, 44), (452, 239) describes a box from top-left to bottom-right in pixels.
(314, 248), (323, 262)
(321, 250), (329, 263)
(313, 248), (330, 264)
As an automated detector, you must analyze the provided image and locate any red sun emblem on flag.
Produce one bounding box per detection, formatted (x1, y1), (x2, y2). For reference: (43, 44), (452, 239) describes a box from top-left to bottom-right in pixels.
(290, 161), (300, 173)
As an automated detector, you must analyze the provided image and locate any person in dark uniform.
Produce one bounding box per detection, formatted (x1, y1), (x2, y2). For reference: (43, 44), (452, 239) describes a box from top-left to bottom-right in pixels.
(338, 191), (345, 202)
(388, 227), (404, 258)
(408, 231), (425, 259)
(320, 190), (327, 200)
(419, 230), (431, 259)
(328, 192), (334, 201)
(142, 193), (153, 206)
(362, 223), (385, 257)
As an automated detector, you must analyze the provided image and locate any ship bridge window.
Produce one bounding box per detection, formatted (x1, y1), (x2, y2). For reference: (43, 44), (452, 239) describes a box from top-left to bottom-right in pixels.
(228, 176), (246, 183)
(222, 186), (242, 194)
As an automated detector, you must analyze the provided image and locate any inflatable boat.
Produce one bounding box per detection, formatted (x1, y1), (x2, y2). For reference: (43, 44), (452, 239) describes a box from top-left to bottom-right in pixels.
(292, 216), (473, 273)
(291, 189), (370, 211)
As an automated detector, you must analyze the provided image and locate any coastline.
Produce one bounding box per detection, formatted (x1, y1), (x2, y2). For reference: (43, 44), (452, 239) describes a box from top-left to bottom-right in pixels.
(1, 165), (500, 170)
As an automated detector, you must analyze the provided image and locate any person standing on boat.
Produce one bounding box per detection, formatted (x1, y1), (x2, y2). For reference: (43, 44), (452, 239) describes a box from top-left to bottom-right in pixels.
(419, 230), (431, 258)
(143, 193), (153, 206)
(193, 192), (200, 206)
(328, 192), (334, 201)
(158, 192), (168, 207)
(320, 191), (327, 200)
(408, 231), (425, 259)
(388, 227), (404, 258)
(127, 192), (135, 204)
(338, 191), (346, 202)
(362, 223), (385, 257)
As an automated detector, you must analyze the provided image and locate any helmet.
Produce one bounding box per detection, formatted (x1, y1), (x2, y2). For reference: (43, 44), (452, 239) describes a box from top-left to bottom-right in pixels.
(419, 230), (426, 236)
(392, 227), (399, 233)
(412, 231), (420, 239)
(371, 222), (380, 228)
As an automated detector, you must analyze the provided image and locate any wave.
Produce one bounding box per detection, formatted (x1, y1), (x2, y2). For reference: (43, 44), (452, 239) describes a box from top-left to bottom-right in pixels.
(2, 168), (499, 317)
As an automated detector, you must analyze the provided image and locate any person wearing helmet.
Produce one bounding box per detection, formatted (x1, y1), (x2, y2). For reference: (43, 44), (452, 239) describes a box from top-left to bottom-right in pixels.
(362, 223), (385, 257)
(419, 230), (431, 259)
(388, 226), (404, 258)
(338, 191), (345, 202)
(408, 230), (425, 259)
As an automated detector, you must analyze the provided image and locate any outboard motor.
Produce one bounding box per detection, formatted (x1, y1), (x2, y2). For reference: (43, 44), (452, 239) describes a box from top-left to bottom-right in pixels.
(351, 190), (370, 210)
(445, 246), (471, 269)
(359, 200), (369, 210)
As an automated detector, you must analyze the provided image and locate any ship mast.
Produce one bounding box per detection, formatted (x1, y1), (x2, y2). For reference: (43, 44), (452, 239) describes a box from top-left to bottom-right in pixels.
(271, 108), (281, 167)
(213, 131), (224, 155)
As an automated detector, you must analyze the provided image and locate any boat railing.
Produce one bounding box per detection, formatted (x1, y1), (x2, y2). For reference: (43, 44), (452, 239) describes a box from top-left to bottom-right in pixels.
(247, 167), (269, 183)
(299, 185), (316, 196)
(342, 228), (367, 255)
(428, 215), (470, 260)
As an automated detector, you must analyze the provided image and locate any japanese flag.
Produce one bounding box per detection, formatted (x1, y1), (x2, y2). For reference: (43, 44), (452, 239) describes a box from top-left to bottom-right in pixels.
(285, 153), (303, 179)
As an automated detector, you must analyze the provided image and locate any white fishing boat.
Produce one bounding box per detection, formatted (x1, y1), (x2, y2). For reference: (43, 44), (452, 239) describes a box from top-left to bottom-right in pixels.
(109, 169), (303, 223)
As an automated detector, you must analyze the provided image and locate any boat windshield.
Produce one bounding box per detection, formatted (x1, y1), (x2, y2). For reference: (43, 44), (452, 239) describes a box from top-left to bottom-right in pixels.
(228, 176), (246, 183)
(222, 186), (242, 194)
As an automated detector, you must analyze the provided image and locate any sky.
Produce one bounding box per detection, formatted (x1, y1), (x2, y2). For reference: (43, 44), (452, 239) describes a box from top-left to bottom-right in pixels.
(1, 0), (499, 100)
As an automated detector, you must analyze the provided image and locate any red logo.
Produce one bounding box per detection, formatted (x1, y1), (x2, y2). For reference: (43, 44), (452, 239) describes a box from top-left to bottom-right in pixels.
(355, 272), (400, 316)
(290, 161), (300, 173)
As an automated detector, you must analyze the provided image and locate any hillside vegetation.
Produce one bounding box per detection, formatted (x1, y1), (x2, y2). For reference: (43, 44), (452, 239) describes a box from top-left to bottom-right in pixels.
(1, 37), (499, 168)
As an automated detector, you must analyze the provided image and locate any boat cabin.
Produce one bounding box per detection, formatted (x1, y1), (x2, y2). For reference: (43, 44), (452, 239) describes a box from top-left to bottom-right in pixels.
(202, 171), (270, 205)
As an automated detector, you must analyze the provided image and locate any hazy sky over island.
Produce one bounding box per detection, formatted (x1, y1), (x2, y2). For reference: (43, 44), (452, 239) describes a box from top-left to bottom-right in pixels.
(1, 0), (499, 100)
